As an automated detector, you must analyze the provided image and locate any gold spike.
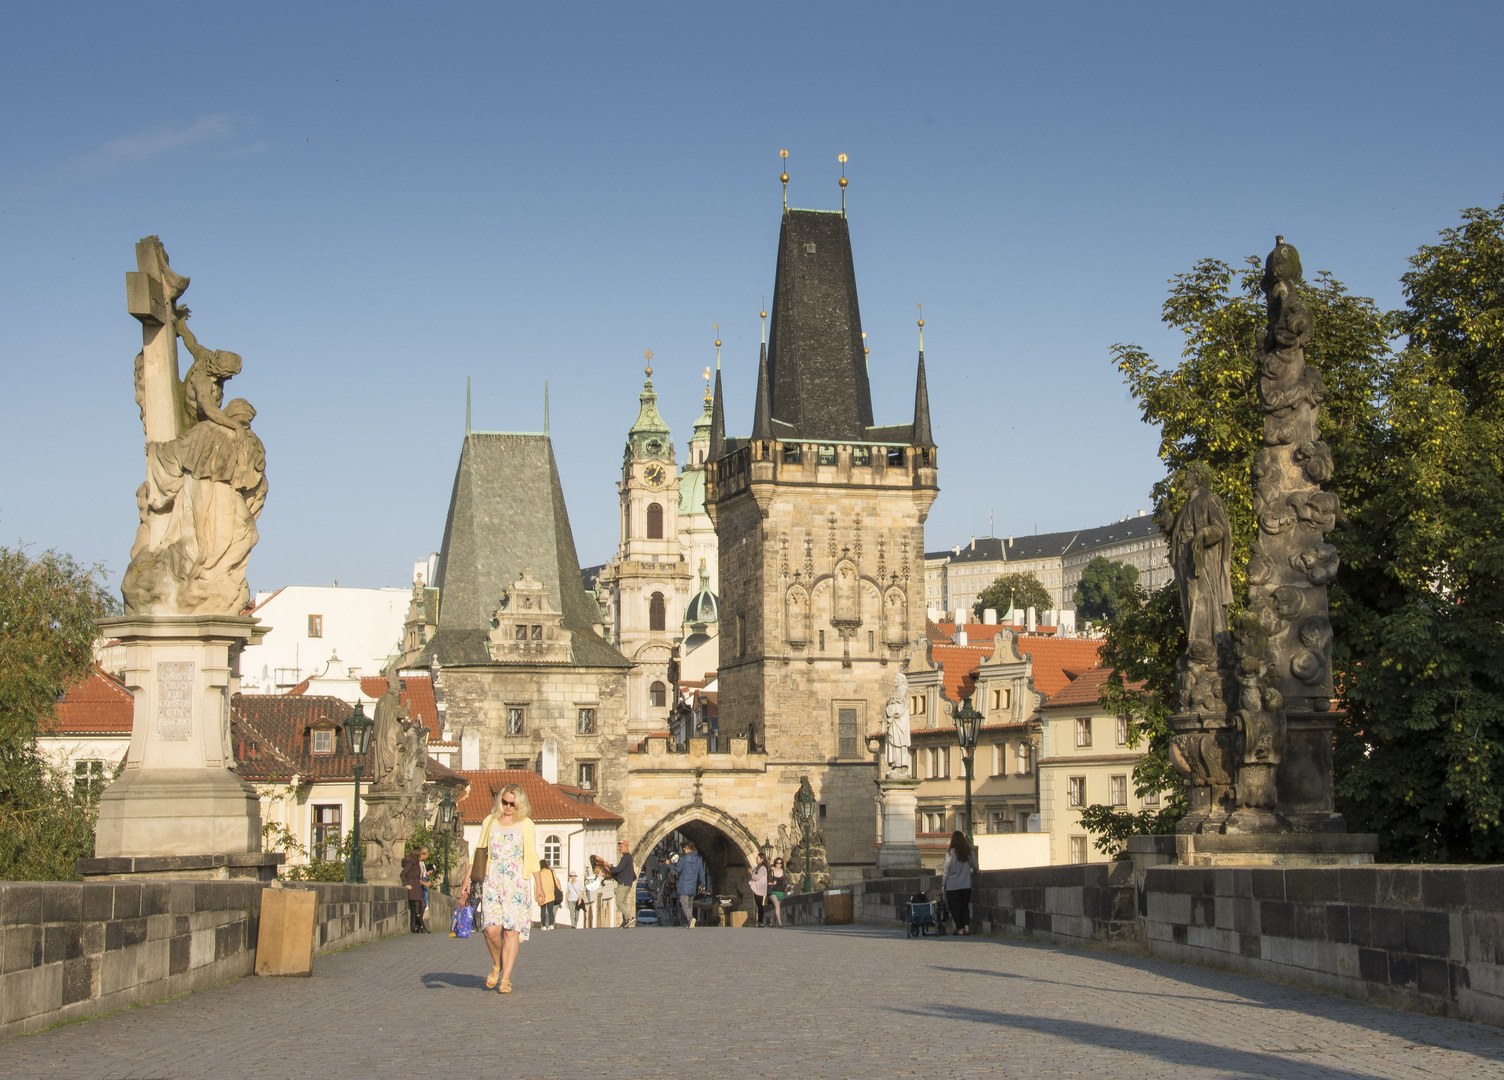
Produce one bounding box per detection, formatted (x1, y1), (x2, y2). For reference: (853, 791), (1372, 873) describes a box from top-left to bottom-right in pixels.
(780, 149), (789, 212)
(838, 153), (848, 215)
(916, 304), (924, 351)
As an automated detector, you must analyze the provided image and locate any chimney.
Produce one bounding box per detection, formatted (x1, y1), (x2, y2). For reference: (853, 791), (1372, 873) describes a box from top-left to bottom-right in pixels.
(970, 536), (976, 551)
(1138, 509), (1147, 517)
(983, 608), (997, 625)
(1007, 535), (1013, 546)
(1026, 606), (1037, 632)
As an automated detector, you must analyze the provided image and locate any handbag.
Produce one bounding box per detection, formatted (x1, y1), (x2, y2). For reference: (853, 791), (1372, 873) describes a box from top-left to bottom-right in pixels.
(469, 814), (494, 882)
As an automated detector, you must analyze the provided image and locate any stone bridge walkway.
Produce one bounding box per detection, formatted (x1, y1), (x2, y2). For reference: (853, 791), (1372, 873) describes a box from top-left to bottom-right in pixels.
(3, 925), (1501, 1079)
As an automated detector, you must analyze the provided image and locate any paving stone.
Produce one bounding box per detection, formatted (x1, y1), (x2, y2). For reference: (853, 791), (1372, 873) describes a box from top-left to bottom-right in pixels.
(2, 925), (1502, 1078)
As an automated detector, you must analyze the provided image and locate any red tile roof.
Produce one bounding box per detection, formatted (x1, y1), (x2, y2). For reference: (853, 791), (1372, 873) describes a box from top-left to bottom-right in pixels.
(360, 675), (441, 740)
(454, 770), (622, 826)
(46, 666), (134, 734)
(1044, 666), (1115, 708)
(926, 636), (1103, 707)
(930, 643), (995, 702)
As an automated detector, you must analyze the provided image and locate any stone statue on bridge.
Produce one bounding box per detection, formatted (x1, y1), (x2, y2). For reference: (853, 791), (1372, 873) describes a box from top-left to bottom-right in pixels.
(883, 669), (912, 776)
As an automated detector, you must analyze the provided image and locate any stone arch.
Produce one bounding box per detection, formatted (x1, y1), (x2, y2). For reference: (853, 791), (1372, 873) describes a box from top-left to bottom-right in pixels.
(833, 558), (860, 623)
(634, 802), (762, 869)
(883, 586), (908, 646)
(784, 583), (810, 645)
(647, 502), (664, 539)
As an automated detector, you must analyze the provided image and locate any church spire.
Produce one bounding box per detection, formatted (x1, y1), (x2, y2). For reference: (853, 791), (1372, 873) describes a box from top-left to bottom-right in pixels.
(708, 362), (725, 462)
(912, 347), (934, 448)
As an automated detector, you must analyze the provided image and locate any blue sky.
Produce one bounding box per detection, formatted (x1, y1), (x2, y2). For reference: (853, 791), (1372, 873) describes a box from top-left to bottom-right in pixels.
(2, 3), (1501, 595)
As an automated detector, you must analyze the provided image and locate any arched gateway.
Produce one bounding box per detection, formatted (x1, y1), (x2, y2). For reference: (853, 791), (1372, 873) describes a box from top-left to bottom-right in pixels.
(634, 802), (762, 902)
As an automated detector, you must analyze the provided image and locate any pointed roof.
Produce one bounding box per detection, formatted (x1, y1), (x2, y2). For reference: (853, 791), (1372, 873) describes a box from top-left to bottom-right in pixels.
(764, 209), (875, 441)
(628, 369), (672, 461)
(752, 340), (772, 439)
(913, 350), (934, 447)
(708, 367), (725, 461)
(423, 432), (628, 669)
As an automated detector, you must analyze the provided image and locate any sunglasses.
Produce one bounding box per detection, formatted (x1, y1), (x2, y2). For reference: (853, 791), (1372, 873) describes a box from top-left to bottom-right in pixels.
(502, 800), (517, 808)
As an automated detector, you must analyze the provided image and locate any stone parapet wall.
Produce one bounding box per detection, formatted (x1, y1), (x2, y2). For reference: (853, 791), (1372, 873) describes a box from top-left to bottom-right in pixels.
(1142, 864), (1504, 1026)
(1, 880), (410, 1040)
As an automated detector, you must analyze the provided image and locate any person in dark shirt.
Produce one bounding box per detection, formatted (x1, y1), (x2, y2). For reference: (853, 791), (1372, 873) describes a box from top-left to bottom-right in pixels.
(606, 839), (637, 928)
(674, 841), (708, 928)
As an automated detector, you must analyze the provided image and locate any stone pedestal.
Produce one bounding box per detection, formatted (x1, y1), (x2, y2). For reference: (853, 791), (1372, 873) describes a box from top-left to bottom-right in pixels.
(358, 788), (417, 887)
(87, 615), (268, 873)
(875, 776), (922, 872)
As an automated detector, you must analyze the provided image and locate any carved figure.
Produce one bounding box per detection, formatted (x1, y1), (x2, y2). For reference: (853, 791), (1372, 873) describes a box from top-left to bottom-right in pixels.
(121, 241), (267, 616)
(370, 665), (414, 790)
(883, 670), (911, 775)
(1170, 463), (1233, 663)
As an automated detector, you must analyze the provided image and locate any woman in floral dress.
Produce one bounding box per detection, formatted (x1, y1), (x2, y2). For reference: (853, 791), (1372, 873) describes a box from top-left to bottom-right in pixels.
(468, 784), (544, 994)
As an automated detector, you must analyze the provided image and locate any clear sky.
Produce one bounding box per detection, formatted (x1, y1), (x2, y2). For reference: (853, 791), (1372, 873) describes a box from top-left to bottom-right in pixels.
(3, 3), (1501, 596)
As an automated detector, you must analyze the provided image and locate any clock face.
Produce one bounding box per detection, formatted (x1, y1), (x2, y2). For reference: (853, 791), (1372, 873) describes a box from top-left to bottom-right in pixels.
(643, 464), (667, 486)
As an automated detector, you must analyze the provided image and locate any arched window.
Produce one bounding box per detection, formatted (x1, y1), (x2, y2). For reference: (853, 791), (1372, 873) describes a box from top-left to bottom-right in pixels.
(543, 834), (562, 867)
(647, 502), (664, 539)
(649, 681), (666, 708)
(649, 591), (666, 632)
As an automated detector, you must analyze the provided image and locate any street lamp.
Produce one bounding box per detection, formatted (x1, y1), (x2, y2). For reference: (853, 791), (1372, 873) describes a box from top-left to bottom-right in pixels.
(953, 694), (982, 846)
(794, 777), (817, 893)
(343, 702), (374, 884)
(436, 791), (457, 897)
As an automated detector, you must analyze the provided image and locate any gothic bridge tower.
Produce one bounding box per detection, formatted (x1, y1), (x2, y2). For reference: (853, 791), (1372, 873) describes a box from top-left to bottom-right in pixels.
(704, 203), (939, 878)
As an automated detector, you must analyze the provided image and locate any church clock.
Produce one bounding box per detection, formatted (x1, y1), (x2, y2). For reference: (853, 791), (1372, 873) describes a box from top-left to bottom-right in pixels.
(643, 463), (667, 487)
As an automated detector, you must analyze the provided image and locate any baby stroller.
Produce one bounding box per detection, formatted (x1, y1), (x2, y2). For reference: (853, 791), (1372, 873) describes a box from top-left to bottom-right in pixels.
(906, 891), (948, 937)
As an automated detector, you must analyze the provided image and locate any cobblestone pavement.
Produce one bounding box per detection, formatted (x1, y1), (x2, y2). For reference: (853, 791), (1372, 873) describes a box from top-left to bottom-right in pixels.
(4, 925), (1502, 1080)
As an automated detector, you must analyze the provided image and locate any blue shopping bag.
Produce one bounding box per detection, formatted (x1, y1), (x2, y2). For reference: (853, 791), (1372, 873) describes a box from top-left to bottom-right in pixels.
(452, 903), (474, 938)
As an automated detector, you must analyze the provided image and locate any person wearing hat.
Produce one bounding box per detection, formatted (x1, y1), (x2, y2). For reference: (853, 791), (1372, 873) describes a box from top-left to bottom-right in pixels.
(606, 839), (637, 928)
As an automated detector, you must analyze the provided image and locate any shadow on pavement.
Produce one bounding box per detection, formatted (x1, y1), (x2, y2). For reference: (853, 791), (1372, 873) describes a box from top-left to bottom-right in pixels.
(421, 971), (490, 990)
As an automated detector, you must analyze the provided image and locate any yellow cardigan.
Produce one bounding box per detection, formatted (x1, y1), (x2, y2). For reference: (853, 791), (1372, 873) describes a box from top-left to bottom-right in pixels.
(477, 814), (539, 879)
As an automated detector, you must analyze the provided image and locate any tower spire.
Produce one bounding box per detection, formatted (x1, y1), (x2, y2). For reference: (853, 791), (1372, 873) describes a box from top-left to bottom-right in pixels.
(708, 365), (725, 461)
(913, 346), (934, 449)
(753, 305), (772, 441)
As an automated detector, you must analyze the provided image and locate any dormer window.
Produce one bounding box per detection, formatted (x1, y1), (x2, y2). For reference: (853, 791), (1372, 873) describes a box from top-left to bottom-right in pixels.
(312, 729), (334, 754)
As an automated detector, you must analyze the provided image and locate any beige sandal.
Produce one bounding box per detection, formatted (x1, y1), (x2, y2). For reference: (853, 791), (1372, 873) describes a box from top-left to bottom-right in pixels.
(497, 979), (512, 994)
(485, 966), (501, 989)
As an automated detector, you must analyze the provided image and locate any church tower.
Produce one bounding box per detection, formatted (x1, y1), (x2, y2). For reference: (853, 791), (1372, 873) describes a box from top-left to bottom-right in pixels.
(605, 359), (695, 736)
(706, 205), (939, 879)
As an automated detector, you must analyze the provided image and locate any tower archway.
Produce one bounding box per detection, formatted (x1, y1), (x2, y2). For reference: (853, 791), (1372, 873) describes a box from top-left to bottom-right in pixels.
(634, 802), (763, 913)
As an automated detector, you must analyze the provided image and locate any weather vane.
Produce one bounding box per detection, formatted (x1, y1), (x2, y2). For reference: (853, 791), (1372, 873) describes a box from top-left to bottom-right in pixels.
(644, 348), (653, 378)
(838, 153), (848, 215)
(917, 304), (924, 351)
(780, 149), (789, 212)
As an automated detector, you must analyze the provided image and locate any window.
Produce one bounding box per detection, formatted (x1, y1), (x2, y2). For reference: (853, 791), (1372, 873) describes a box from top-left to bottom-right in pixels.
(929, 746), (950, 779)
(838, 708), (858, 757)
(312, 804), (342, 860)
(649, 681), (666, 709)
(1070, 836), (1088, 864)
(818, 629), (825, 651)
(1110, 775), (1128, 806)
(1017, 740), (1032, 775)
(577, 708), (595, 735)
(852, 446), (870, 466)
(782, 444), (802, 464)
(312, 729), (334, 754)
(910, 694), (926, 718)
(505, 758), (531, 770)
(1075, 718), (1093, 748)
(515, 624), (527, 640)
(1116, 715), (1129, 747)
(989, 810), (1015, 834)
(543, 835), (562, 867)
(73, 759), (106, 801)
(887, 446), (903, 466)
(991, 687), (1011, 711)
(507, 707), (526, 736)
(1067, 776), (1087, 807)
(737, 615), (746, 658)
(578, 762), (596, 790)
(647, 502), (664, 539)
(307, 614), (323, 638)
(867, 630), (874, 652)
(1143, 789), (1161, 807)
(531, 624), (543, 640)
(649, 592), (666, 632)
(819, 803), (827, 819)
(818, 445), (836, 466)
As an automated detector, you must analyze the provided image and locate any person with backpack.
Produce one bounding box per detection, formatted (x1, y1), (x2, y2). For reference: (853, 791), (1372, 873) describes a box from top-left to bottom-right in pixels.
(674, 840), (708, 928)
(536, 859), (562, 929)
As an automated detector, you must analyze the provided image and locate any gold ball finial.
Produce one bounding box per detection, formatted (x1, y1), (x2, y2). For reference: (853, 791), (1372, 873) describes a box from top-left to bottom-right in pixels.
(761, 310), (767, 319)
(839, 176), (847, 188)
(715, 339), (722, 348)
(917, 318), (924, 328)
(780, 148), (789, 159)
(838, 153), (847, 164)
(644, 348), (653, 377)
(780, 173), (789, 184)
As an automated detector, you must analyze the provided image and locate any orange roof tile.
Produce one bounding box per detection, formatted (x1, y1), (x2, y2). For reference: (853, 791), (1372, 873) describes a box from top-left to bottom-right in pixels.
(455, 769), (623, 826)
(1015, 638), (1103, 697)
(360, 674), (442, 740)
(46, 666), (134, 734)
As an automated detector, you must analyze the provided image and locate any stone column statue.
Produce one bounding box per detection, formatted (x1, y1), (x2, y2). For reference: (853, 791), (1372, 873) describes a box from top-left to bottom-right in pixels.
(360, 664), (432, 885)
(883, 670), (912, 776)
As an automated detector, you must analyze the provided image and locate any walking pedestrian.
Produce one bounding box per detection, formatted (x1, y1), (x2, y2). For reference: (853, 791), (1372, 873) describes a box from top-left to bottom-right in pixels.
(467, 784), (546, 994)
(748, 853), (769, 926)
(536, 859), (562, 930)
(675, 840), (708, 928)
(941, 830), (977, 935)
(585, 858), (606, 928)
(401, 845), (429, 933)
(767, 857), (787, 927)
(607, 839), (638, 927)
(566, 871), (584, 928)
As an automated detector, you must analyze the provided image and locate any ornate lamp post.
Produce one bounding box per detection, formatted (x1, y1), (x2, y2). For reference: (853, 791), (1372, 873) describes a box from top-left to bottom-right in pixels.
(953, 695), (982, 845)
(794, 777), (817, 893)
(436, 792), (457, 897)
(343, 702), (374, 884)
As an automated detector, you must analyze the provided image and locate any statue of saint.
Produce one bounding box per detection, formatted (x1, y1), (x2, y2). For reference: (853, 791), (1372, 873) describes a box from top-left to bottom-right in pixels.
(1171, 463), (1233, 662)
(370, 665), (411, 790)
(883, 670), (912, 775)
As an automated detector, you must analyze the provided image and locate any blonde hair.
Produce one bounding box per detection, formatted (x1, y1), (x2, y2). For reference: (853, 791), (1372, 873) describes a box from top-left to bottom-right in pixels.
(493, 783), (530, 821)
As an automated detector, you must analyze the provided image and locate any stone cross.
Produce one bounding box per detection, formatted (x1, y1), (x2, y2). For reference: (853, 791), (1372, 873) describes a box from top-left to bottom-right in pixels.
(125, 236), (189, 443)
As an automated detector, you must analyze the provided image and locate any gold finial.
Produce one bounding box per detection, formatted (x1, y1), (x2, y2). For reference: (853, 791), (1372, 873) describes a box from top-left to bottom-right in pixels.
(917, 303), (924, 351)
(780, 148), (789, 211)
(760, 297), (768, 345)
(838, 153), (848, 214)
(644, 348), (653, 378)
(703, 364), (712, 404)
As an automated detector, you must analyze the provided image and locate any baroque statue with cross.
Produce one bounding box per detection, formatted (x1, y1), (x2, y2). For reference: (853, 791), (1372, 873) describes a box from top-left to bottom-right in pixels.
(120, 236), (267, 616)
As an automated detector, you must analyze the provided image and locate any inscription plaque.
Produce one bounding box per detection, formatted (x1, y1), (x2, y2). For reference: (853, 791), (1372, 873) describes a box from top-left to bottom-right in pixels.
(156, 661), (195, 741)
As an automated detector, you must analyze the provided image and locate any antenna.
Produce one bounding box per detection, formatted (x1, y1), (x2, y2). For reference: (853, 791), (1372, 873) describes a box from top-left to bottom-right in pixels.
(780, 149), (789, 212)
(838, 153), (848, 215)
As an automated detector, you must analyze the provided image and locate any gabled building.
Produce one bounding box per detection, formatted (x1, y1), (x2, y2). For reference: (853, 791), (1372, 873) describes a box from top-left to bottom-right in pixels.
(36, 666), (135, 800)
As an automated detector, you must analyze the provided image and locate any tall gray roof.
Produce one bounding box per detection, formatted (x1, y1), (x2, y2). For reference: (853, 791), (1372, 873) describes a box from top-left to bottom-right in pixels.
(425, 433), (628, 669)
(926, 515), (1162, 565)
(765, 210), (875, 442)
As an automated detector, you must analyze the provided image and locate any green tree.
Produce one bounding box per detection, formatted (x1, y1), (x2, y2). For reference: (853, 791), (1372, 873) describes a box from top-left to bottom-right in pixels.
(1073, 556), (1139, 624)
(0, 545), (119, 879)
(972, 573), (1052, 621)
(1085, 249), (1389, 848)
(1334, 198), (1504, 861)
